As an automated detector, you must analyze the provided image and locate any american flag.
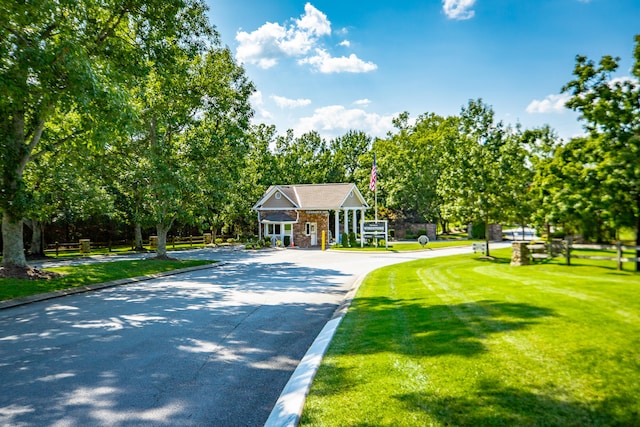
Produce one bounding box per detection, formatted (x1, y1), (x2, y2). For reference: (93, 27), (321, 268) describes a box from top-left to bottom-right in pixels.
(369, 153), (377, 192)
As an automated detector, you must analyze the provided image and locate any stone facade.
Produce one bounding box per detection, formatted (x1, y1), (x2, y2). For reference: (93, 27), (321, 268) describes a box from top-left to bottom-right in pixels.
(468, 223), (504, 241)
(488, 223), (503, 241)
(426, 223), (437, 241)
(294, 211), (329, 248)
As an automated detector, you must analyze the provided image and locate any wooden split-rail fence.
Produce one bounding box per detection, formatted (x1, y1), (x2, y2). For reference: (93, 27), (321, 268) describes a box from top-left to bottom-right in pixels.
(44, 234), (214, 256)
(526, 239), (640, 271)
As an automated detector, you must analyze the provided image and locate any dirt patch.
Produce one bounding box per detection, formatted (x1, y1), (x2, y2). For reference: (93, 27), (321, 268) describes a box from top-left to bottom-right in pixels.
(0, 266), (62, 280)
(146, 255), (179, 261)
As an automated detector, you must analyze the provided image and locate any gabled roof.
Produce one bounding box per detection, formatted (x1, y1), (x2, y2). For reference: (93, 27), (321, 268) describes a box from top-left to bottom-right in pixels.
(253, 183), (369, 211)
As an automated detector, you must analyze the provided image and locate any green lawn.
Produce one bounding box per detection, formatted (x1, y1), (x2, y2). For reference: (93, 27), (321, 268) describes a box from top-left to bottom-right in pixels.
(333, 240), (473, 251)
(0, 259), (213, 301)
(301, 248), (640, 426)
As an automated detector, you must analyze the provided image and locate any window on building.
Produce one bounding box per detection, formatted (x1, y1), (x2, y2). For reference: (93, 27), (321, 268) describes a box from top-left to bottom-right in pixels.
(267, 224), (281, 235)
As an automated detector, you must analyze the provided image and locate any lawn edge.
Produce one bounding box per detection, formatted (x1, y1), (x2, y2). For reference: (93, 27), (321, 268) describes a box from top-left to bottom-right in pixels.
(264, 272), (367, 427)
(0, 261), (224, 310)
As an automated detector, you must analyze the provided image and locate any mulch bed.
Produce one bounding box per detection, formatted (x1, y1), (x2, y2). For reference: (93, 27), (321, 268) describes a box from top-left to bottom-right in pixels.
(0, 266), (61, 280)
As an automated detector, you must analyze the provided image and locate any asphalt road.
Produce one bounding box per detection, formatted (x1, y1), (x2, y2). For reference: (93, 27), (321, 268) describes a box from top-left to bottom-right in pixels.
(0, 245), (490, 426)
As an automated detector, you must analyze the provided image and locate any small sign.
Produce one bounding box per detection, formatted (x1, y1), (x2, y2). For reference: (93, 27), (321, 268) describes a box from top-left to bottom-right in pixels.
(363, 222), (387, 233)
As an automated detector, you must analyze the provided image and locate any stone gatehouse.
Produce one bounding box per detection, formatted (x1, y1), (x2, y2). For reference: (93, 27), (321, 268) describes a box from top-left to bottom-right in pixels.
(252, 183), (369, 248)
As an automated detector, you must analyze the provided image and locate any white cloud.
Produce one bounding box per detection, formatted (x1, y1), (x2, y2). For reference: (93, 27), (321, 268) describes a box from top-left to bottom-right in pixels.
(526, 93), (571, 114)
(235, 3), (331, 68)
(296, 3), (331, 36)
(250, 90), (264, 106)
(236, 22), (287, 68)
(271, 95), (312, 108)
(295, 105), (396, 138)
(443, 0), (477, 20)
(234, 3), (376, 74)
(249, 91), (273, 119)
(609, 76), (639, 89)
(353, 99), (372, 106)
(299, 48), (377, 73)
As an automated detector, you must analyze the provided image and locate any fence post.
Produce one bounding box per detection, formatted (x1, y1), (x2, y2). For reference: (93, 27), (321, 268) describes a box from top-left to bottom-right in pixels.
(617, 241), (623, 271)
(565, 236), (572, 266)
(55, 242), (59, 258)
(79, 239), (90, 255)
(190, 235), (193, 247)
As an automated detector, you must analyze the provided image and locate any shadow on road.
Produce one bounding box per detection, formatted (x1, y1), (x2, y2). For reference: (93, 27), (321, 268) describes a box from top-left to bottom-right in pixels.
(0, 254), (351, 426)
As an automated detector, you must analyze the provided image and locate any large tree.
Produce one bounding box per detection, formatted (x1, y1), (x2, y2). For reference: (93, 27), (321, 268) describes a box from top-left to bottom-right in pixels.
(377, 112), (459, 226)
(125, 40), (253, 258)
(562, 34), (640, 268)
(439, 99), (525, 256)
(0, 0), (209, 270)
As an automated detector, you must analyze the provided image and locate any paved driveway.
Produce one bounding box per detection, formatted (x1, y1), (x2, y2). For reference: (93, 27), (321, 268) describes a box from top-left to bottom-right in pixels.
(0, 245), (487, 426)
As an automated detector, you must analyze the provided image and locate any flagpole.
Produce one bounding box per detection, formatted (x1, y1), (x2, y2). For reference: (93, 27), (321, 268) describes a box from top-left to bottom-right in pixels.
(371, 153), (378, 222)
(374, 181), (378, 222)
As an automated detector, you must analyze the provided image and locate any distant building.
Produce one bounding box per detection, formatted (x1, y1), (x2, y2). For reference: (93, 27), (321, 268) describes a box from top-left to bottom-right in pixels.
(252, 183), (369, 248)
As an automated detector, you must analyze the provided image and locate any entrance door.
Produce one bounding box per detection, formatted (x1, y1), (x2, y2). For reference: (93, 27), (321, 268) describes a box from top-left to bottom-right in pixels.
(309, 223), (317, 246)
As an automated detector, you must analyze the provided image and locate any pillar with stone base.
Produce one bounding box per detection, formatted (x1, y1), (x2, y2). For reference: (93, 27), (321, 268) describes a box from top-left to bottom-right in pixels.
(510, 241), (530, 266)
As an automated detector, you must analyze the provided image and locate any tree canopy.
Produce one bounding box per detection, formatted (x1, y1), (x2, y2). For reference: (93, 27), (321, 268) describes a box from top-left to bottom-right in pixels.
(1, 1), (638, 275)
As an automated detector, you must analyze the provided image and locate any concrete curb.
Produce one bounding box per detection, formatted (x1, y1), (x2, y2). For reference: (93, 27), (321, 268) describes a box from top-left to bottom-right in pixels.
(0, 262), (224, 311)
(264, 273), (366, 427)
(326, 243), (472, 253)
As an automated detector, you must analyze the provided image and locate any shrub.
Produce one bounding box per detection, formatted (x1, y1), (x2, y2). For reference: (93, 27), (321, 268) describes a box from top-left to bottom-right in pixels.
(284, 236), (291, 247)
(214, 238), (224, 245)
(470, 222), (486, 239)
(263, 237), (272, 247)
(245, 243), (254, 250)
(417, 228), (427, 236)
(341, 232), (350, 248)
(227, 238), (235, 244)
(349, 232), (357, 248)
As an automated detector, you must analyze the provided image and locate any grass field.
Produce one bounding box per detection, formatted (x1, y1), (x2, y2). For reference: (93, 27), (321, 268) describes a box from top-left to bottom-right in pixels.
(301, 248), (640, 426)
(0, 259), (213, 301)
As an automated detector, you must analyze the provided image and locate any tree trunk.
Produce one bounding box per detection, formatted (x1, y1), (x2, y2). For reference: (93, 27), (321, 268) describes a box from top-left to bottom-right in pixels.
(2, 212), (27, 268)
(636, 201), (640, 272)
(134, 222), (144, 251)
(485, 219), (491, 257)
(156, 222), (170, 258)
(30, 219), (44, 256)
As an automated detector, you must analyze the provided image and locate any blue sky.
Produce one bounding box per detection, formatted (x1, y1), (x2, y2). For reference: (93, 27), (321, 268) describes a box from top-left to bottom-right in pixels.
(206, 0), (640, 141)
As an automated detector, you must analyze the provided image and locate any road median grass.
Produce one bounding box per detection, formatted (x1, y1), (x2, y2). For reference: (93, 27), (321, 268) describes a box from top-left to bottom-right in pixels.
(0, 259), (214, 301)
(301, 248), (640, 426)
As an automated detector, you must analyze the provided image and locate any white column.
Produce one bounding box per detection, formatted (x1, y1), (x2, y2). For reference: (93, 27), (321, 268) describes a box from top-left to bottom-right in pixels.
(344, 209), (349, 238)
(334, 210), (340, 244)
(352, 210), (357, 235)
(360, 208), (365, 247)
